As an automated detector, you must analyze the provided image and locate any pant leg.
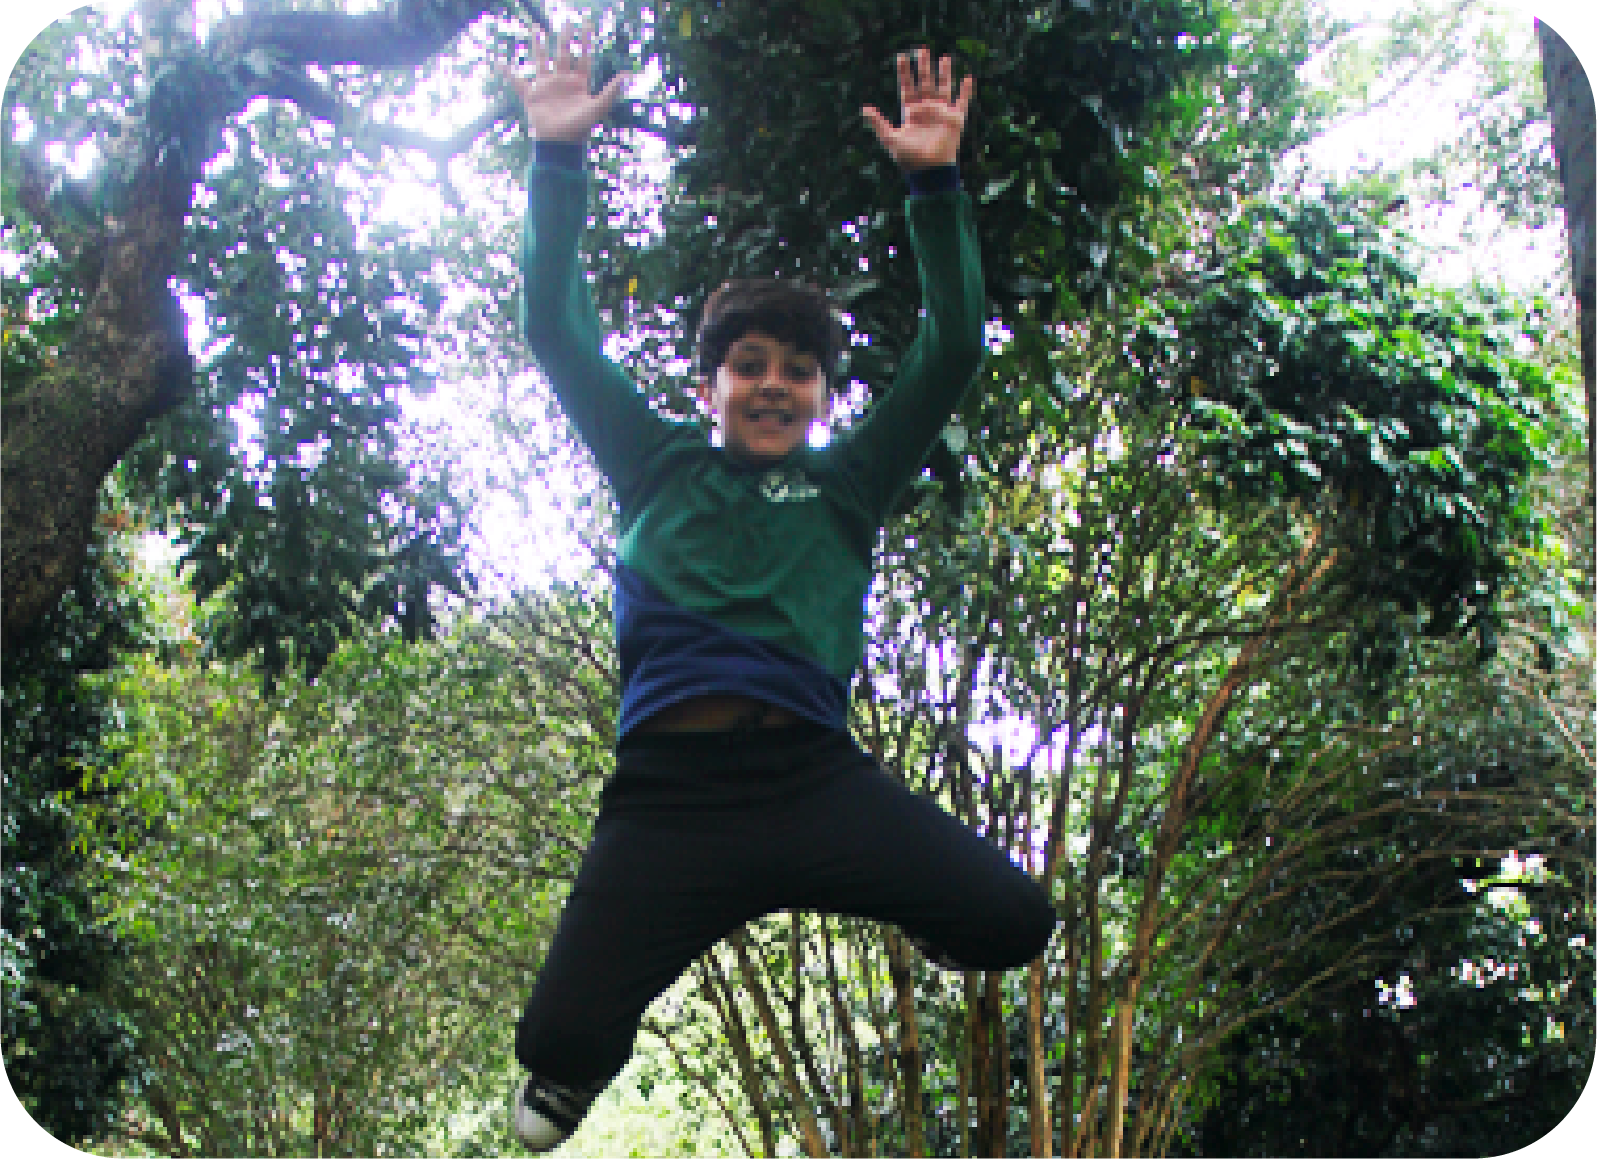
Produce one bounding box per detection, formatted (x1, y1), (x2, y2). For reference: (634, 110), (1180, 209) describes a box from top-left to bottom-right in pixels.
(517, 725), (1056, 1087)
(768, 739), (1057, 969)
(515, 802), (764, 1085)
(515, 725), (837, 1085)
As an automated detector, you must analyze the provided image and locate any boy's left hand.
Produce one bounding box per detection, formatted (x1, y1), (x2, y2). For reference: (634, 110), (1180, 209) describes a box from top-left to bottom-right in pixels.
(862, 47), (975, 172)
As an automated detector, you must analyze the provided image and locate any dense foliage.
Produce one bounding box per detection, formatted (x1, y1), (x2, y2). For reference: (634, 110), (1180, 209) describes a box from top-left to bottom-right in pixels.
(2, 1), (499, 672)
(1142, 195), (1557, 643)
(123, 87), (472, 676)
(1, 540), (142, 1145)
(599, 0), (1232, 504)
(1184, 757), (1592, 1157)
(89, 589), (612, 1156)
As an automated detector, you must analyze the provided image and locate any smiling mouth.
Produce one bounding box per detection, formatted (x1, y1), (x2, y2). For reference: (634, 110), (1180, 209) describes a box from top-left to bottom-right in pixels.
(746, 409), (796, 427)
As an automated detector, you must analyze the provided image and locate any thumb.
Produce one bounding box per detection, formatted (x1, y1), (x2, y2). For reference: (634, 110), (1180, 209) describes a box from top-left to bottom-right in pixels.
(861, 105), (893, 145)
(598, 72), (635, 108)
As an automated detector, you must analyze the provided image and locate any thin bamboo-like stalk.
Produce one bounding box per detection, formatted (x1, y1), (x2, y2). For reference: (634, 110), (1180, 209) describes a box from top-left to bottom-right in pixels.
(731, 930), (829, 1158)
(697, 955), (777, 1157)
(819, 917), (875, 1156)
(955, 986), (973, 1159)
(885, 928), (928, 1157)
(986, 971), (1010, 1157)
(787, 916), (847, 1150)
(1028, 957), (1052, 1157)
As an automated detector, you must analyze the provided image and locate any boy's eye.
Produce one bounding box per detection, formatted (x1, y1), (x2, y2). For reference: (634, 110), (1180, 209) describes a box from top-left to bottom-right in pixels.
(726, 351), (819, 382)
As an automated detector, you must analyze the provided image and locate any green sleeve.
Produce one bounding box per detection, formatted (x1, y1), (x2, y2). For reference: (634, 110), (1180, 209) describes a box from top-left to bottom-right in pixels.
(836, 190), (987, 516)
(520, 163), (671, 497)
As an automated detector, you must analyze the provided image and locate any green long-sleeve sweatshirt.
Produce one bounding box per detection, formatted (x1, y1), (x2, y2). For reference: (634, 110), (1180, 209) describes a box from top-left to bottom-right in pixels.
(521, 153), (986, 736)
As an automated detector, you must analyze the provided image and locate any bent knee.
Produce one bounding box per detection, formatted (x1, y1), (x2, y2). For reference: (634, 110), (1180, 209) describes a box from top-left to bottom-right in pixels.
(931, 877), (1057, 970)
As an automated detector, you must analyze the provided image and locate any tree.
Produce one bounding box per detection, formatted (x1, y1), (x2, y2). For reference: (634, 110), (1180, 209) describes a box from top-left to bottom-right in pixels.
(1, 0), (541, 671)
(1277, 0), (1592, 574)
(1171, 11), (1597, 1151)
(1181, 746), (1593, 1157)
(1272, 0), (1591, 574)
(1536, 14), (1595, 548)
(88, 584), (614, 1155)
(4, 54), (147, 1121)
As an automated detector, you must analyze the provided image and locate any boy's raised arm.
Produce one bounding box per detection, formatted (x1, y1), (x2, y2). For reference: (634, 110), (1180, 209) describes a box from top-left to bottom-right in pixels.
(505, 23), (663, 496)
(847, 50), (988, 515)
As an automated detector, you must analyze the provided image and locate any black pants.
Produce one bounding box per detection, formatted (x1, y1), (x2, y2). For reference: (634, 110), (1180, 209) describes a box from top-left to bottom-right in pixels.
(515, 721), (1057, 1086)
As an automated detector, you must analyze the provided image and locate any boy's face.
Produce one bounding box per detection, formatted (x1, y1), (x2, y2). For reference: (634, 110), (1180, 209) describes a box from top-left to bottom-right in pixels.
(696, 329), (828, 465)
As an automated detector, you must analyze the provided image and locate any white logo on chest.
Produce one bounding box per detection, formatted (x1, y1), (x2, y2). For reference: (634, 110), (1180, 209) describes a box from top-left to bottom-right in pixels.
(760, 467), (820, 503)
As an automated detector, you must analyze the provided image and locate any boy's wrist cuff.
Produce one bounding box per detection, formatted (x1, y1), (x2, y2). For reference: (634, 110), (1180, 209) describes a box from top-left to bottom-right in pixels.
(906, 165), (960, 196)
(533, 139), (587, 170)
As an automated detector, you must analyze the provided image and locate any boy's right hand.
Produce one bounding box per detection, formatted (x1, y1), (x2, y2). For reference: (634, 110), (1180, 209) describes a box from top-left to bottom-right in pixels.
(500, 20), (632, 142)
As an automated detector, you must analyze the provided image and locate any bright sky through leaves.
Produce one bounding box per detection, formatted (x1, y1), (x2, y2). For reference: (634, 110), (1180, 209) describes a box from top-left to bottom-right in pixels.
(1301, 1), (1568, 289)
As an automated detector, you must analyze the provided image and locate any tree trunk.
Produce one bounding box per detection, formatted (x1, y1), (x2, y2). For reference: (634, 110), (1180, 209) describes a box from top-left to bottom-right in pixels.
(886, 928), (928, 1157)
(731, 930), (828, 1158)
(986, 971), (1009, 1157)
(1027, 957), (1052, 1157)
(1106, 994), (1138, 1159)
(968, 970), (992, 1156)
(1537, 18), (1595, 547)
(3, 152), (194, 641)
(956, 999), (973, 1158)
(821, 918), (873, 1155)
(1, 0), (499, 641)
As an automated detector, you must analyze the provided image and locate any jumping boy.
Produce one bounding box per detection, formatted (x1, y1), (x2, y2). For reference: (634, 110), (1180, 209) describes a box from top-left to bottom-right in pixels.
(503, 21), (1057, 1151)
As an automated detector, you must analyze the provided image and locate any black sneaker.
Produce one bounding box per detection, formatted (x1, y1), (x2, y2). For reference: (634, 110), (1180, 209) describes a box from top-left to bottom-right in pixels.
(511, 1073), (601, 1152)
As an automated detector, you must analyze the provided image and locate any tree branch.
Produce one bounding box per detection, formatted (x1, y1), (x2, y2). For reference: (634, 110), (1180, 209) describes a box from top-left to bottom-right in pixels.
(199, 2), (542, 186)
(640, 1016), (757, 1158)
(217, 0), (544, 72)
(11, 147), (106, 283)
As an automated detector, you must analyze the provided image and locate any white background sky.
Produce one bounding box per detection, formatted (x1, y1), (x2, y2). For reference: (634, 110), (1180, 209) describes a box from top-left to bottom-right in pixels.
(2, 3), (1595, 1157)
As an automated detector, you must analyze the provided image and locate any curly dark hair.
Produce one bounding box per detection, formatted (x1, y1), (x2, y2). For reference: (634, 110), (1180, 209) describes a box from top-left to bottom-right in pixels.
(695, 278), (847, 385)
